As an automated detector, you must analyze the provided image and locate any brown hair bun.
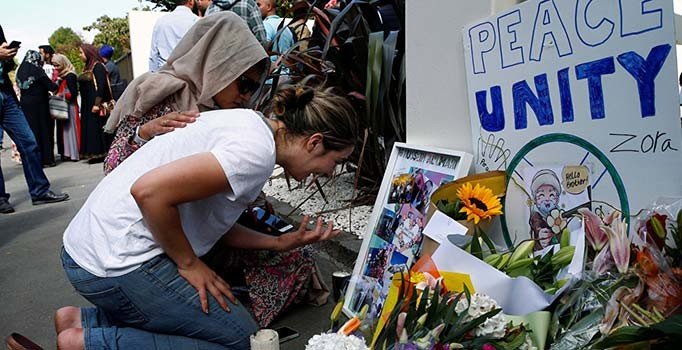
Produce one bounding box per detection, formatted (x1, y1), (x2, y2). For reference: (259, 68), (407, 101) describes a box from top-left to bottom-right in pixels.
(269, 79), (358, 151)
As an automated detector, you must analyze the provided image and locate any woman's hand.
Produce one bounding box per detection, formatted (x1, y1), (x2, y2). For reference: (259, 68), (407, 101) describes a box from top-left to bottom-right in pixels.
(177, 258), (237, 314)
(275, 216), (341, 252)
(91, 105), (100, 114)
(138, 111), (199, 141)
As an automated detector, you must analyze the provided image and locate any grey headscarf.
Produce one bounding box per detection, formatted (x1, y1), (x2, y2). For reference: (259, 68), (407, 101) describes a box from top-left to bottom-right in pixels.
(104, 11), (268, 132)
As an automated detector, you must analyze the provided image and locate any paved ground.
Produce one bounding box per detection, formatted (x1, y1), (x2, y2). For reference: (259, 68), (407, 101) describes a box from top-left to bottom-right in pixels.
(0, 145), (361, 349)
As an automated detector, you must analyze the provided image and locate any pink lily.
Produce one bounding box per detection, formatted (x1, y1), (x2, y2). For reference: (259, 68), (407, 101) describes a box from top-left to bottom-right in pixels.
(429, 323), (446, 343)
(593, 245), (615, 276)
(398, 329), (408, 344)
(396, 312), (407, 340)
(602, 218), (631, 274)
(579, 208), (608, 251)
(603, 210), (620, 226)
(415, 272), (441, 292)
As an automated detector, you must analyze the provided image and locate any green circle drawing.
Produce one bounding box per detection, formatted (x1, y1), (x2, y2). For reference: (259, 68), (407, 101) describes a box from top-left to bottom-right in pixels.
(501, 133), (630, 248)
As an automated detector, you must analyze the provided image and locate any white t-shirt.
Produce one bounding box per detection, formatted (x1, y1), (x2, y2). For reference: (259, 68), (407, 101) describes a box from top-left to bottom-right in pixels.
(63, 109), (275, 277)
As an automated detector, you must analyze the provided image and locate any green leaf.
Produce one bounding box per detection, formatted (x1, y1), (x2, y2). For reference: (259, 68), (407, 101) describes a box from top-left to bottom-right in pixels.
(478, 226), (498, 254)
(651, 314), (682, 339)
(407, 285), (430, 333)
(449, 308), (503, 341)
(445, 310), (470, 342)
(379, 31), (401, 138)
(470, 229), (483, 259)
(365, 31), (383, 131)
(425, 283), (442, 328)
(591, 326), (659, 349)
(495, 328), (528, 350)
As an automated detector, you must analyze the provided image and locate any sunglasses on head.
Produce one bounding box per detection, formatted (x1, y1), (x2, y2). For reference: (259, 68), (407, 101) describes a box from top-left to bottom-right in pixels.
(237, 75), (260, 95)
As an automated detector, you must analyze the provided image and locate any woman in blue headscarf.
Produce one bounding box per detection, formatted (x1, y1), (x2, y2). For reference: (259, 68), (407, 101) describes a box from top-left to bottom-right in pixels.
(16, 50), (59, 167)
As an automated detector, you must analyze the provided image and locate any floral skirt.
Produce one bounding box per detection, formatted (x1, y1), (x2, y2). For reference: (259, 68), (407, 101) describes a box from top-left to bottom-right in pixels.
(202, 245), (328, 327)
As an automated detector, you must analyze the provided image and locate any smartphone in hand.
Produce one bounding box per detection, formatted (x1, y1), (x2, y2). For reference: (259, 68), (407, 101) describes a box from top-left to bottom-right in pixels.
(8, 41), (21, 49)
(252, 207), (294, 235)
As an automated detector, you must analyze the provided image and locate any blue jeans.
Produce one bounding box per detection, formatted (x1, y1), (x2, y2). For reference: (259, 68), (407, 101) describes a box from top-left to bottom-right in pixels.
(0, 90), (50, 200)
(61, 248), (259, 350)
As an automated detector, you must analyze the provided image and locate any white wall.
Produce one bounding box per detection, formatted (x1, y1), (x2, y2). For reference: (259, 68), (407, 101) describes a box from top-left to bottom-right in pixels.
(129, 11), (165, 79)
(405, 0), (519, 156)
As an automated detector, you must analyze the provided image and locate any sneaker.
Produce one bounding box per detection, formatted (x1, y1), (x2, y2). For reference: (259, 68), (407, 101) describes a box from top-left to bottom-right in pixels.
(32, 191), (69, 205)
(0, 198), (14, 214)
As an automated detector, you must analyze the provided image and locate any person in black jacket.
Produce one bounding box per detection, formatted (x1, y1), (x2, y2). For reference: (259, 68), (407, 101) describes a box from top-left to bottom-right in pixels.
(16, 50), (59, 166)
(0, 24), (69, 214)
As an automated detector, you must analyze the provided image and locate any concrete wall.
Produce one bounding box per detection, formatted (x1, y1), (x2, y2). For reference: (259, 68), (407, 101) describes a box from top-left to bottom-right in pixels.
(404, 0), (523, 157)
(129, 11), (165, 79)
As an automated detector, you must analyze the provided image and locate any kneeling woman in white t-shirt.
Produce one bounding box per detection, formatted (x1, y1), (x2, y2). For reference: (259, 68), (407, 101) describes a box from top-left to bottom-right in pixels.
(54, 84), (358, 350)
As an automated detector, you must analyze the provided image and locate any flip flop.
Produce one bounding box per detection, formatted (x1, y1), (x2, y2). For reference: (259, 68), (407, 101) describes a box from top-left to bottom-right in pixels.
(5, 333), (44, 350)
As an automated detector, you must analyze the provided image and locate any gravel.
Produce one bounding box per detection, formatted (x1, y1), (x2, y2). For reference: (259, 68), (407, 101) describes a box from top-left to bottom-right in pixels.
(262, 167), (372, 238)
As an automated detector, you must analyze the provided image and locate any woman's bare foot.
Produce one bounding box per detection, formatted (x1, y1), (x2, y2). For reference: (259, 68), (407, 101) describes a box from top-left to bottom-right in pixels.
(54, 307), (81, 334)
(56, 328), (84, 350)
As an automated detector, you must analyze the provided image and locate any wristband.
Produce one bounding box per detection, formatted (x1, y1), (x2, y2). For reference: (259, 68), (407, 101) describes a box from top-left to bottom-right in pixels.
(129, 126), (150, 146)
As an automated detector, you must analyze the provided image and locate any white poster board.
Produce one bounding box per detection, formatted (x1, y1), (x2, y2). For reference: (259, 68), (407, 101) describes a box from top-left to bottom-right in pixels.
(463, 0), (682, 244)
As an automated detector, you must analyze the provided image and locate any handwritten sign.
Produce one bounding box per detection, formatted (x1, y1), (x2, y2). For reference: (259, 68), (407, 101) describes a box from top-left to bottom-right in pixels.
(562, 166), (589, 195)
(463, 0), (682, 233)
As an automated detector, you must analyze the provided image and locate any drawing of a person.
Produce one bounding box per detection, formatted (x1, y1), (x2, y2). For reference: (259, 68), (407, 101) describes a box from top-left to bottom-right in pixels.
(529, 169), (561, 249)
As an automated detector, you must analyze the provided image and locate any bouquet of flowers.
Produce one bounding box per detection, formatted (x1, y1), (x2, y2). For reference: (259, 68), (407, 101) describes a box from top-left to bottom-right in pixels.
(436, 182), (503, 259)
(437, 181), (576, 295)
(320, 268), (536, 350)
(549, 198), (682, 349)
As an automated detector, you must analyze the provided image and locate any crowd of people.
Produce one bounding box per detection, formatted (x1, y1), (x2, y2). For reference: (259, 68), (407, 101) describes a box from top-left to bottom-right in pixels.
(2, 1), (356, 349)
(0, 33), (128, 217)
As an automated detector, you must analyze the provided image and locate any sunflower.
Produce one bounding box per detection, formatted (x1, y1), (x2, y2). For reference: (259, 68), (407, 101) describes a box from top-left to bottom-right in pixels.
(456, 183), (503, 224)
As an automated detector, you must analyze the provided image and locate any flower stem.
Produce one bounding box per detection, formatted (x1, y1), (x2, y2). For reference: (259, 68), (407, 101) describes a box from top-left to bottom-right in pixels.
(620, 302), (652, 326)
(652, 307), (665, 323)
(477, 226), (497, 254)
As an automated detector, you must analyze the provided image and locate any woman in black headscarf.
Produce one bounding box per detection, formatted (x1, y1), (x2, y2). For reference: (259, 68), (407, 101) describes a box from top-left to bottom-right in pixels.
(16, 50), (58, 167)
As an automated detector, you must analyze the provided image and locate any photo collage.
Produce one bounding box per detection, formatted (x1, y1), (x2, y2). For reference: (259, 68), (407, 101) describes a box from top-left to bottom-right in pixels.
(346, 147), (463, 320)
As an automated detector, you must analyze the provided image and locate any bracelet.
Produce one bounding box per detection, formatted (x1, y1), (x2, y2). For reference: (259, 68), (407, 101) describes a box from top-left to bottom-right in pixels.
(129, 126), (151, 146)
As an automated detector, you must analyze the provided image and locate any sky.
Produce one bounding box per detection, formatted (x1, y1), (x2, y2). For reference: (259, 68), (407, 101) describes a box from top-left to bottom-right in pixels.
(1, 0), (154, 60)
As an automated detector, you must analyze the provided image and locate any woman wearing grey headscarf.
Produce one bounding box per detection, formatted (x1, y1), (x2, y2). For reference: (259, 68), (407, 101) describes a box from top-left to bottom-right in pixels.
(103, 11), (268, 174)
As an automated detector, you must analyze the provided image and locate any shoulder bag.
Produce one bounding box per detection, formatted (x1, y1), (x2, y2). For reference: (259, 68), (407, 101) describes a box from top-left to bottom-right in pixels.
(49, 95), (68, 120)
(92, 66), (116, 118)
